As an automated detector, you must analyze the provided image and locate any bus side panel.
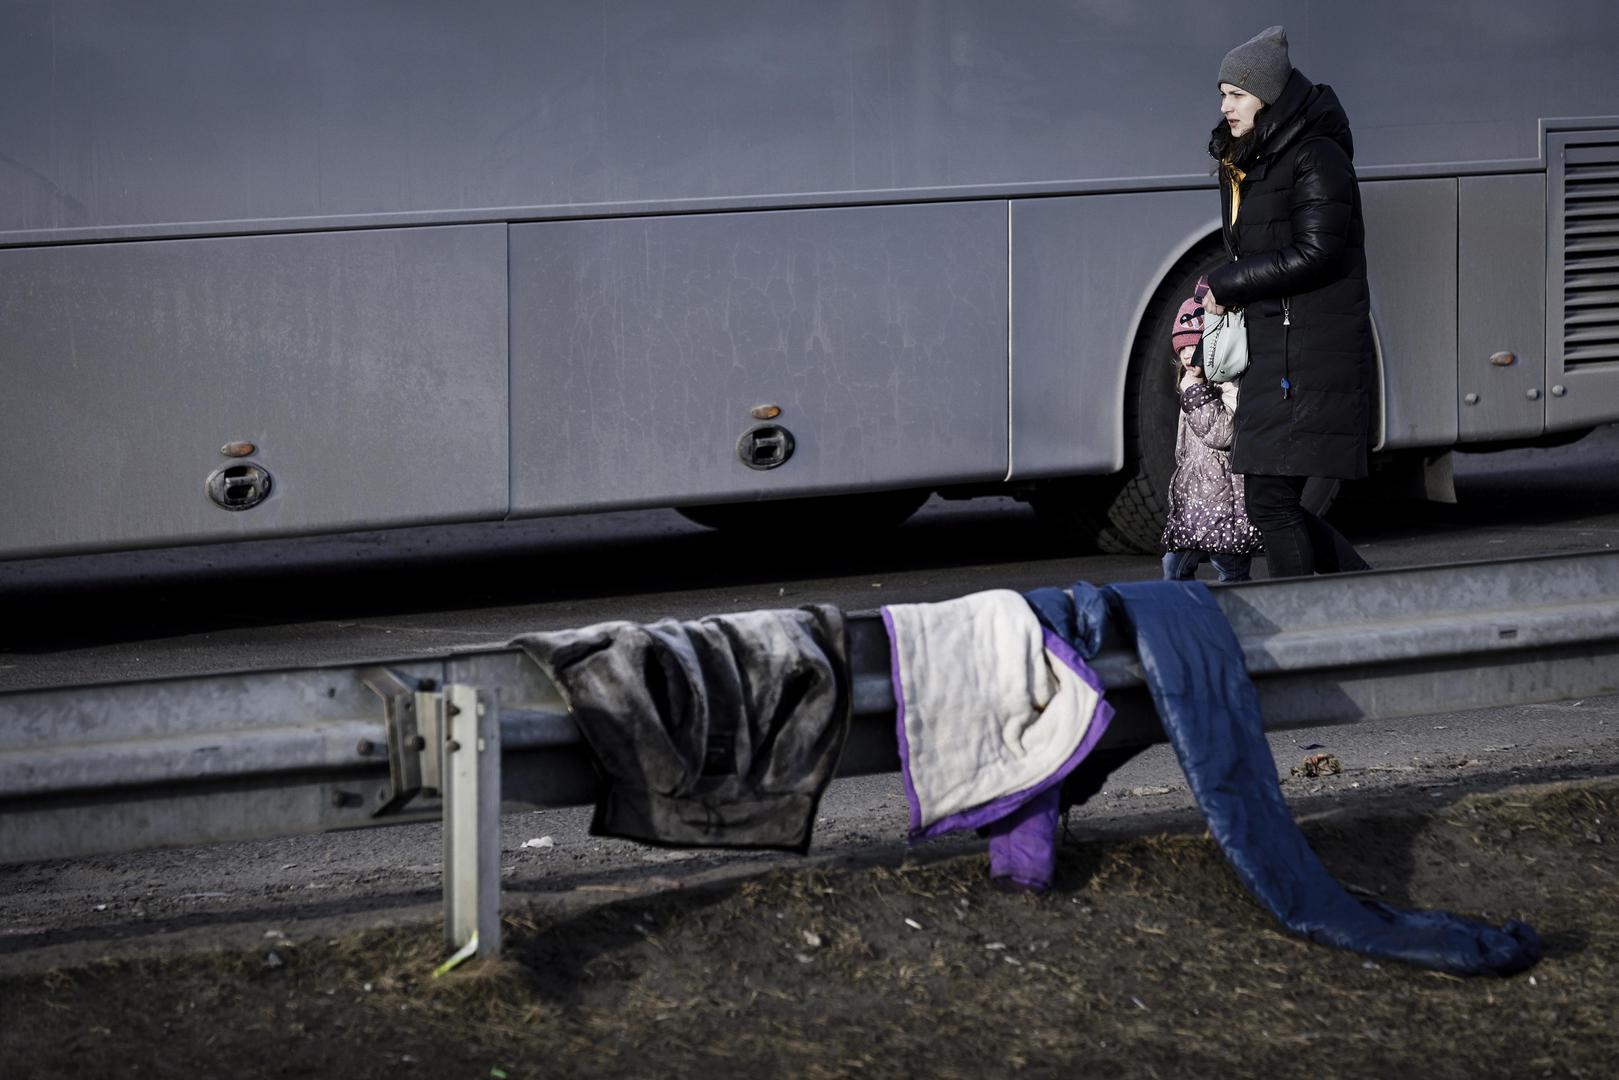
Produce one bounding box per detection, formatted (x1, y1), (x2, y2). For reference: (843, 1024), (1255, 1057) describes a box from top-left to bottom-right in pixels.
(1008, 192), (1220, 480)
(507, 203), (1008, 515)
(0, 225), (508, 559)
(9, 1), (1619, 247)
(1360, 180), (1459, 450)
(1458, 174), (1547, 442)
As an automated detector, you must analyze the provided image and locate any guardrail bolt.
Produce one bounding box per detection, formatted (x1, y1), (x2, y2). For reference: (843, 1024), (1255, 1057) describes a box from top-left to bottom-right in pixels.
(446, 739), (462, 753)
(408, 734), (427, 751)
(356, 738), (376, 756)
(447, 704), (462, 718)
(419, 678), (438, 692)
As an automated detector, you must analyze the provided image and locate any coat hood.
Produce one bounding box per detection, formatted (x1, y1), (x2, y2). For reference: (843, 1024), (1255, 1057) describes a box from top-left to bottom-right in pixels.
(1254, 69), (1354, 164)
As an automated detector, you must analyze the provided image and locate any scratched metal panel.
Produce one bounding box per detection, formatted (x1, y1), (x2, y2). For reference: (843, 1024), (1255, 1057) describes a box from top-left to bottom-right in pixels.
(0, 226), (507, 557)
(507, 202), (1007, 513)
(1009, 191), (1220, 479)
(6, 0), (1619, 244)
(1361, 180), (1459, 450)
(1458, 174), (1546, 442)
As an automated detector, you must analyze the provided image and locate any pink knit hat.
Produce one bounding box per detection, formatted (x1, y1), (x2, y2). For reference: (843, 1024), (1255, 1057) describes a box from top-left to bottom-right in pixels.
(1171, 296), (1204, 355)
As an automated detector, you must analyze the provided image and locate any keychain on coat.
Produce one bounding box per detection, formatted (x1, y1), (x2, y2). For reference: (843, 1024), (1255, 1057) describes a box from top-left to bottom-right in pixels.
(1281, 298), (1293, 398)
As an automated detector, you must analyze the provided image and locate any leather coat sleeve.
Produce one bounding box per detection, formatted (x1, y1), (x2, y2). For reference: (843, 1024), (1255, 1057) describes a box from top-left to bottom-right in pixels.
(1208, 138), (1355, 307)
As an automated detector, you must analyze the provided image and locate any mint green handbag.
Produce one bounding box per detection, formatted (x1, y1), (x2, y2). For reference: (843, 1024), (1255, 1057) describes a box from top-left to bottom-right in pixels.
(1201, 309), (1249, 384)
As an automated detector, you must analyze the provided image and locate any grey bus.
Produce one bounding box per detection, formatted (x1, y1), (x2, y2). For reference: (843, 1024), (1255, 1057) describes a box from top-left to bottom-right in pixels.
(4, 0), (1618, 558)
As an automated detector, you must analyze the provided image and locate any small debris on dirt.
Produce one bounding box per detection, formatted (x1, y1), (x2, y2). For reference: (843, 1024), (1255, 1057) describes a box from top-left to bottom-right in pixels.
(520, 837), (555, 850)
(1292, 753), (1342, 778)
(7, 778), (1619, 1078)
(1129, 785), (1176, 797)
(262, 951), (284, 970)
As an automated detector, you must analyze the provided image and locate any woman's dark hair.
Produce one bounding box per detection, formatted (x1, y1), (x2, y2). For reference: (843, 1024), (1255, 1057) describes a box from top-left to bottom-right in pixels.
(1207, 105), (1267, 172)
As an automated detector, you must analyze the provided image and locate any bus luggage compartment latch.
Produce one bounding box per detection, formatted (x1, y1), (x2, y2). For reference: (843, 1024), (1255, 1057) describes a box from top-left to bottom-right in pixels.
(736, 424), (795, 470)
(205, 462), (273, 510)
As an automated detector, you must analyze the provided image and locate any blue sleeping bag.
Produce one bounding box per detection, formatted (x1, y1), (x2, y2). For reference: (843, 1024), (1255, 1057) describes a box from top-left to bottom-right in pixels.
(1024, 579), (1541, 977)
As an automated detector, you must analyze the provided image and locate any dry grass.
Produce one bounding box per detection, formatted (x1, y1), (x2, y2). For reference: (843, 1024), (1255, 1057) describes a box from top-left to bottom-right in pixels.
(5, 779), (1617, 1079)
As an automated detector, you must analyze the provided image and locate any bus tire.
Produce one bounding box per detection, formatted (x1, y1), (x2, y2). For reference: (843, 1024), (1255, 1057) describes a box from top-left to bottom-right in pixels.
(1032, 240), (1230, 554)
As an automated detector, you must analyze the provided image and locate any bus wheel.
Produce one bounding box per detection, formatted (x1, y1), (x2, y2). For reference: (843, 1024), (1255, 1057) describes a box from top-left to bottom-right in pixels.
(1031, 240), (1230, 554)
(1032, 245), (1344, 553)
(675, 488), (932, 533)
(1301, 476), (1340, 517)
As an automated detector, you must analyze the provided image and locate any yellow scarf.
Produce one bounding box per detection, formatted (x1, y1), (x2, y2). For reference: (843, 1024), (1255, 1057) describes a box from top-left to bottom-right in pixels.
(1223, 160), (1247, 227)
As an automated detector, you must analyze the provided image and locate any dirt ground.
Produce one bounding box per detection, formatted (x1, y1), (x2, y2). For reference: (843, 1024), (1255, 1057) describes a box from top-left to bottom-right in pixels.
(2, 777), (1616, 1080)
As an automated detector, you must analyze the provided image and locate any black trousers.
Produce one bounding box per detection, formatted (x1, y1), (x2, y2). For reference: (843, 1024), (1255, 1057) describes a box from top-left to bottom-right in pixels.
(1243, 474), (1370, 579)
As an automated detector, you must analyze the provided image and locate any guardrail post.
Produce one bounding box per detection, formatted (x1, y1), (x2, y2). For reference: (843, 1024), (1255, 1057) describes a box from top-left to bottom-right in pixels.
(441, 684), (501, 959)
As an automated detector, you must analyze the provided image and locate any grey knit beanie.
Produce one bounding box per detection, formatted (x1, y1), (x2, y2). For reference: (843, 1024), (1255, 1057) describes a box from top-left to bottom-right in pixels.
(1218, 25), (1291, 106)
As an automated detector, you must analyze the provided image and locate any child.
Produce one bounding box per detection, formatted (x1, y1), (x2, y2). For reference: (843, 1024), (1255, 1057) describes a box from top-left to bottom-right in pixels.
(1160, 282), (1264, 582)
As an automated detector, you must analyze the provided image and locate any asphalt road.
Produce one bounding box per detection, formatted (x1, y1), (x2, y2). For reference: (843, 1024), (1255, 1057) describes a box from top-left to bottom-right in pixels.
(3, 426), (1619, 969)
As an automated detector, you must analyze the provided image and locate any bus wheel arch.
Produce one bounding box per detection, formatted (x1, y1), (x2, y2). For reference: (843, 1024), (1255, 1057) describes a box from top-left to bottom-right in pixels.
(1029, 235), (1337, 553)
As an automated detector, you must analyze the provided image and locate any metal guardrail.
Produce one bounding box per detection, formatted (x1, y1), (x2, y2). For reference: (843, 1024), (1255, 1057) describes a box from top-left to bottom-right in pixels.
(4, 550), (1619, 958)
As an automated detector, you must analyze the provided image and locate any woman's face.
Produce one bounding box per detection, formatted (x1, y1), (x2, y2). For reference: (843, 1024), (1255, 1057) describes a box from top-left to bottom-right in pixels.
(1218, 83), (1262, 138)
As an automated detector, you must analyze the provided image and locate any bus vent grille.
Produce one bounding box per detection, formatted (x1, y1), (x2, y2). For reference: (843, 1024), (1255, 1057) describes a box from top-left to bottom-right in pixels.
(1559, 137), (1619, 369)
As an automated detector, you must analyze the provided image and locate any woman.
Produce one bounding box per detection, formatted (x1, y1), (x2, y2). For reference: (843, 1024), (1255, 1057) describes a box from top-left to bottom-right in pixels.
(1202, 26), (1372, 578)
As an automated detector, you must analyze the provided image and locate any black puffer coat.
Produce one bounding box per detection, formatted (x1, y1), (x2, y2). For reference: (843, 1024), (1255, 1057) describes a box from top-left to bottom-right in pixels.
(1207, 70), (1373, 480)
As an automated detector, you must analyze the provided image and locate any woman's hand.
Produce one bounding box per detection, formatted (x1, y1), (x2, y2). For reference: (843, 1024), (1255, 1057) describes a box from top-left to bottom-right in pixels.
(1204, 290), (1225, 316)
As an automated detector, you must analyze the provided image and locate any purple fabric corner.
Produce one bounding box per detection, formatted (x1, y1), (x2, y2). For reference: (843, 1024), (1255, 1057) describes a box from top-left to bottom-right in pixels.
(985, 785), (1064, 893)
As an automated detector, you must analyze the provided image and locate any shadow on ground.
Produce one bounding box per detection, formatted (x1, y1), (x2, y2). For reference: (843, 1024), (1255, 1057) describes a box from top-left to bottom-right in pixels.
(2, 776), (1613, 1078)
